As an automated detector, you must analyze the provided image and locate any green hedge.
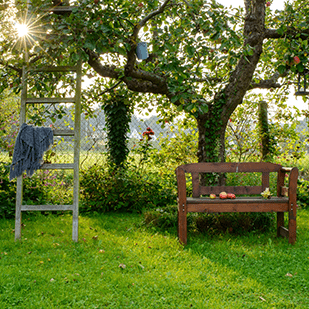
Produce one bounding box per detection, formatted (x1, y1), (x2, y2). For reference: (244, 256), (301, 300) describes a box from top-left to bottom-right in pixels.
(80, 164), (177, 213)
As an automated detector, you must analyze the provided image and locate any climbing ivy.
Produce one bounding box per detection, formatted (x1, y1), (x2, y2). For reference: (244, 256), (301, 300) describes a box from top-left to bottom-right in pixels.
(199, 94), (225, 185)
(257, 101), (278, 162)
(103, 91), (133, 168)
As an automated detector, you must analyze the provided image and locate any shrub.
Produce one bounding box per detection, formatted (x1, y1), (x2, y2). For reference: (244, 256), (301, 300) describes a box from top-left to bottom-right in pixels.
(80, 164), (177, 213)
(150, 118), (198, 174)
(296, 178), (309, 209)
(0, 162), (48, 218)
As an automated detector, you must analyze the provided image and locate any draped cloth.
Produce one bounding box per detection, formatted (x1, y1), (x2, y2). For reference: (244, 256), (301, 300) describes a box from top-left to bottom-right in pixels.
(9, 123), (53, 181)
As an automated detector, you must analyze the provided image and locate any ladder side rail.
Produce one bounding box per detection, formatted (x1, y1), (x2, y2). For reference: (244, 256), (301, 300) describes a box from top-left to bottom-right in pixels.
(72, 60), (82, 242)
(15, 66), (28, 241)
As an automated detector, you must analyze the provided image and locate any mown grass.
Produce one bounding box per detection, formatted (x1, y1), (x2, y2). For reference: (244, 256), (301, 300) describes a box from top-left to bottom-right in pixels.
(1, 210), (309, 309)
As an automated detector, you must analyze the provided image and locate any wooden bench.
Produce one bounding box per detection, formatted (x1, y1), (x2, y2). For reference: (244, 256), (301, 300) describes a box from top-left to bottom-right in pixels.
(175, 162), (298, 245)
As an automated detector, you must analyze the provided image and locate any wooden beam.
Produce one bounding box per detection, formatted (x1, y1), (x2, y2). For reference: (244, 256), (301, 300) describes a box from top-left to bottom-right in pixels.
(21, 205), (73, 211)
(279, 226), (289, 239)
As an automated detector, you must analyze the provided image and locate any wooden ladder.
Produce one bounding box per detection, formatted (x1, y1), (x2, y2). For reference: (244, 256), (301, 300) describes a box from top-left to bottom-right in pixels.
(15, 61), (82, 242)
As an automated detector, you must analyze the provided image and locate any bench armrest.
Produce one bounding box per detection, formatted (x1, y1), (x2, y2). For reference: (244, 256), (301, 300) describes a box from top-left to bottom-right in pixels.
(279, 167), (298, 198)
(287, 167), (298, 198)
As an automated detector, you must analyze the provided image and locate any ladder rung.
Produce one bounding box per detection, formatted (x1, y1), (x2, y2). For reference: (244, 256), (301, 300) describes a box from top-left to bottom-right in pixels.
(27, 66), (78, 72)
(21, 205), (73, 211)
(25, 98), (76, 104)
(53, 129), (74, 136)
(40, 163), (74, 170)
(42, 6), (78, 13)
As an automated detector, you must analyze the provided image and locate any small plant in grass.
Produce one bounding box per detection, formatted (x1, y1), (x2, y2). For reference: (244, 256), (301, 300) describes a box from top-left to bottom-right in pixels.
(142, 205), (178, 229)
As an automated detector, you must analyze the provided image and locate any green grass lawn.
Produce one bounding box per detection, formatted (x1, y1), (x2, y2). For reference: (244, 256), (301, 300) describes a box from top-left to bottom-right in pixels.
(1, 210), (309, 309)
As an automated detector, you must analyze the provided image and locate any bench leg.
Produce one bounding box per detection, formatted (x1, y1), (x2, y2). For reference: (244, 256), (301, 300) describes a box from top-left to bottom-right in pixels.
(288, 208), (297, 244)
(277, 212), (284, 238)
(178, 204), (187, 245)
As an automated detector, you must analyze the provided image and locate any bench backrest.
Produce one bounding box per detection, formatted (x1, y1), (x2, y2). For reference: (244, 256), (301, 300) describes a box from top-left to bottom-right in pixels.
(176, 162), (283, 198)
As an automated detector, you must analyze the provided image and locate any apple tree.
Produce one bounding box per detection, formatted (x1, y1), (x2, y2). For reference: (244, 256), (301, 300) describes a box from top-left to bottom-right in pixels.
(1, 0), (309, 176)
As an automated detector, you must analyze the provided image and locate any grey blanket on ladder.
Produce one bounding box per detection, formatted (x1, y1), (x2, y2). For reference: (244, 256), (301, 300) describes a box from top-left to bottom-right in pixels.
(10, 123), (53, 180)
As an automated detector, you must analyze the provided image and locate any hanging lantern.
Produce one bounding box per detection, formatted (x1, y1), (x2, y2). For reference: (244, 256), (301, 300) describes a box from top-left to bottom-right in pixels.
(295, 68), (309, 96)
(136, 42), (149, 60)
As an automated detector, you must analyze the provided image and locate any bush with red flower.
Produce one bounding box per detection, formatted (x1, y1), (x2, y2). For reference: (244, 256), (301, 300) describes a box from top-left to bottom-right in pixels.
(142, 127), (155, 141)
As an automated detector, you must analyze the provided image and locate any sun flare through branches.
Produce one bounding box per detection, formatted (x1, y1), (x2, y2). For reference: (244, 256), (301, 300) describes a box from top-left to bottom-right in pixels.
(15, 22), (29, 37)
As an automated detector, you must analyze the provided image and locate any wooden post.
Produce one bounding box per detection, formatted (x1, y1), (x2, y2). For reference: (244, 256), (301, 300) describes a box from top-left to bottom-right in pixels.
(288, 167), (298, 244)
(258, 101), (270, 161)
(276, 168), (285, 237)
(15, 66), (27, 241)
(72, 59), (82, 242)
(176, 168), (187, 245)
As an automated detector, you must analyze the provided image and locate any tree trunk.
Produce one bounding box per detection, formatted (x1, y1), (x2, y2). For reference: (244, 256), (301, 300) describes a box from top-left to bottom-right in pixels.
(196, 108), (228, 186)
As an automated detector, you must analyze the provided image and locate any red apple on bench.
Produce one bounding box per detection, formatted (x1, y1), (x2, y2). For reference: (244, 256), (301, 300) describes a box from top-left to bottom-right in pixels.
(219, 192), (227, 199)
(227, 193), (236, 199)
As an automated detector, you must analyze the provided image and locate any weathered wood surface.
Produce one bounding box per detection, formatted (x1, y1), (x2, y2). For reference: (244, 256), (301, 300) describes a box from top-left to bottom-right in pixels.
(53, 129), (74, 136)
(40, 163), (74, 170)
(43, 6), (78, 14)
(177, 162), (283, 174)
(15, 61), (82, 243)
(27, 65), (78, 72)
(25, 97), (76, 104)
(175, 162), (299, 245)
(21, 205), (73, 211)
(187, 202), (289, 213)
(199, 185), (263, 195)
(176, 167), (188, 245)
(279, 226), (289, 239)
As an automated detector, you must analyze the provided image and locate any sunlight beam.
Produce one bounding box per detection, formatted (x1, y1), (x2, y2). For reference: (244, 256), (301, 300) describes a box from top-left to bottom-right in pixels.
(15, 23), (29, 37)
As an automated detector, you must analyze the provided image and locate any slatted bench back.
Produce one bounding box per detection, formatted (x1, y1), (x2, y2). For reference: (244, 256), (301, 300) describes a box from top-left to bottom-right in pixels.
(178, 162), (282, 198)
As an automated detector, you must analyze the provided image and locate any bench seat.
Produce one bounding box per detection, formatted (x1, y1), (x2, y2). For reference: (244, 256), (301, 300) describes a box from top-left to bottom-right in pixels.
(186, 196), (289, 212)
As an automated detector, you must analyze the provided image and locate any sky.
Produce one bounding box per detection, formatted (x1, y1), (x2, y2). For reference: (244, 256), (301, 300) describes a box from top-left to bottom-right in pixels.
(218, 0), (308, 113)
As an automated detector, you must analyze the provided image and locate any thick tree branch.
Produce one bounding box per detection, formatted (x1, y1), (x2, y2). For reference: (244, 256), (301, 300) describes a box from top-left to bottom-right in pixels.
(0, 60), (22, 75)
(126, 0), (172, 76)
(249, 72), (281, 89)
(87, 49), (169, 94)
(249, 69), (291, 90)
(192, 76), (224, 84)
(264, 28), (309, 40)
(138, 0), (172, 30)
(222, 0), (265, 122)
(87, 50), (119, 79)
(249, 78), (281, 89)
(129, 69), (167, 89)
